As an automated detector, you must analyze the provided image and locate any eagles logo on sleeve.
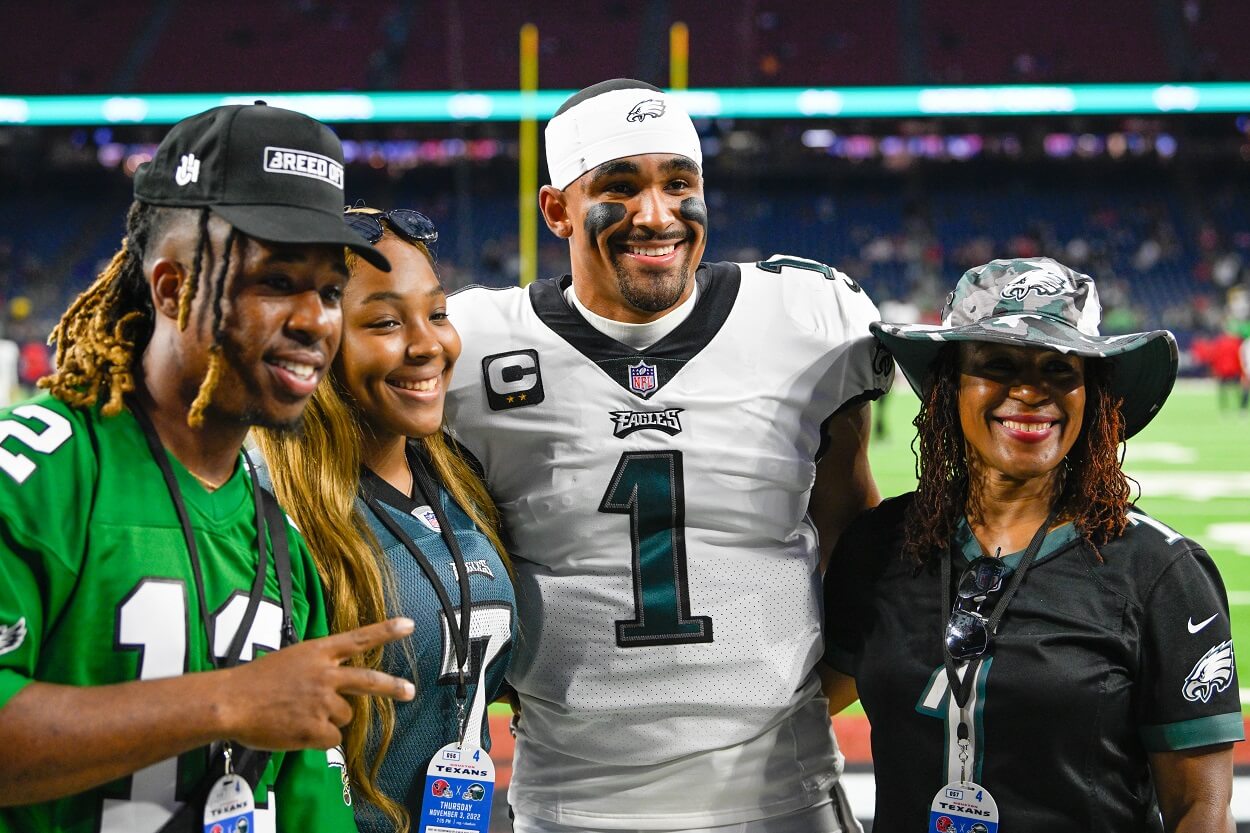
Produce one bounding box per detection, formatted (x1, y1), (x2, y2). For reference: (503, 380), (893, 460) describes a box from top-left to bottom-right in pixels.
(0, 616), (25, 656)
(1182, 639), (1235, 703)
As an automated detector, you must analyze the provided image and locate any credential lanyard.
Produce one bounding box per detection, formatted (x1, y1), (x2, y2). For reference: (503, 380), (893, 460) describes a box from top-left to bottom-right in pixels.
(129, 400), (293, 670)
(940, 509), (1058, 754)
(360, 445), (474, 738)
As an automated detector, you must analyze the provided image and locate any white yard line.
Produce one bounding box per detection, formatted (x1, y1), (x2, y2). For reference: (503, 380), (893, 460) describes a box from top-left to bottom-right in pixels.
(840, 772), (1250, 822)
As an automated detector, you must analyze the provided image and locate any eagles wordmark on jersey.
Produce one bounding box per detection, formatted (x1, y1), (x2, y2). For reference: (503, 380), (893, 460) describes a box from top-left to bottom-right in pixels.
(446, 256), (892, 828)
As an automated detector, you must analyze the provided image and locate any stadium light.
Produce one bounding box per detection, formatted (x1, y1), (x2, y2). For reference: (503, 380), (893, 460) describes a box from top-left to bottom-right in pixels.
(2, 83), (1249, 126)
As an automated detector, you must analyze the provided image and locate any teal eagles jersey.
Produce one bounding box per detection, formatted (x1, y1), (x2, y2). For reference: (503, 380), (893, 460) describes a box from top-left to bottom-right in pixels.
(445, 257), (892, 827)
(350, 446), (515, 832)
(0, 393), (355, 833)
(825, 494), (1244, 831)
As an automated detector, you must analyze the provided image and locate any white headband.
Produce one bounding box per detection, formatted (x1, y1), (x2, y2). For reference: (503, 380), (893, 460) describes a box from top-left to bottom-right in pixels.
(545, 88), (702, 190)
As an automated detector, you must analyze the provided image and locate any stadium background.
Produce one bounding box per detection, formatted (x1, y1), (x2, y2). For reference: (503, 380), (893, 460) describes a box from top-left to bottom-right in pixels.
(2, 2), (1248, 829)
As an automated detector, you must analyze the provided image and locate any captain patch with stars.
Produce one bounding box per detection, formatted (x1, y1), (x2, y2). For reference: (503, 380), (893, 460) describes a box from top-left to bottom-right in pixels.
(481, 349), (545, 411)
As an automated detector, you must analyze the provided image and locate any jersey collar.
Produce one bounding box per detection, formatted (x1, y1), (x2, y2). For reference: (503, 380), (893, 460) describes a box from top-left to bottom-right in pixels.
(954, 516), (1080, 569)
(527, 262), (740, 400)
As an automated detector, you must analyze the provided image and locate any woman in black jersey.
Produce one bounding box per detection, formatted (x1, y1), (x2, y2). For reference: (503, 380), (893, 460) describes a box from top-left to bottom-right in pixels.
(822, 258), (1239, 832)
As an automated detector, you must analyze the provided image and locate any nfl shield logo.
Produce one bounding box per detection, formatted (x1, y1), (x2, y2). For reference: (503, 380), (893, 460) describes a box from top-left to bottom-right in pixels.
(628, 360), (658, 396)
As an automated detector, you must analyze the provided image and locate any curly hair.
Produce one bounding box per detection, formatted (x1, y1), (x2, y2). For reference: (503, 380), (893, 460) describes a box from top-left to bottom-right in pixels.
(901, 345), (1131, 565)
(40, 201), (242, 427)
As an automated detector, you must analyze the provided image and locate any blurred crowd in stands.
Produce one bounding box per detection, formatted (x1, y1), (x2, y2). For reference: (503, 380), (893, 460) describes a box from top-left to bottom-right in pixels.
(6, 0), (1248, 96)
(2, 0), (1249, 404)
(1, 170), (1248, 406)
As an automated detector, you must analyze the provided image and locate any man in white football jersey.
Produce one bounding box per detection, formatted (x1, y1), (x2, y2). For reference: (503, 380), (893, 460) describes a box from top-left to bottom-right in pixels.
(444, 78), (892, 833)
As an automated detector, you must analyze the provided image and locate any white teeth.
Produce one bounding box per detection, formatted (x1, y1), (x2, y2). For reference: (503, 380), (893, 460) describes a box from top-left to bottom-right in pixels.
(273, 360), (315, 380)
(627, 244), (676, 257)
(1001, 419), (1052, 432)
(393, 378), (438, 392)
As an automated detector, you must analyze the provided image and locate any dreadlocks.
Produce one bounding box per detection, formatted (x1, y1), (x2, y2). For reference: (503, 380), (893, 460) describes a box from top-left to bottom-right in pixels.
(901, 345), (1132, 565)
(40, 201), (244, 427)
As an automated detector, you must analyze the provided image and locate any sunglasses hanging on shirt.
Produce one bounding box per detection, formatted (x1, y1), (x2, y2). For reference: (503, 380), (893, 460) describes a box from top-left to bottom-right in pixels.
(927, 509), (1058, 832)
(945, 556), (1008, 661)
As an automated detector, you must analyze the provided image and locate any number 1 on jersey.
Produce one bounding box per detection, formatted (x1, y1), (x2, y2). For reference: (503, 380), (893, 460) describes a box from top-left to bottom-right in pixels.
(600, 451), (713, 647)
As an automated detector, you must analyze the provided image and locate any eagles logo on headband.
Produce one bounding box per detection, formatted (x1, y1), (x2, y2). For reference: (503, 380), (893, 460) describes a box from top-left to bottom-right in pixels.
(545, 79), (703, 190)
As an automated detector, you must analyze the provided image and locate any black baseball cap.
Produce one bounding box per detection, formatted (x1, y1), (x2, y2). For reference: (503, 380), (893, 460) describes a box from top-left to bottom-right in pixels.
(134, 103), (390, 271)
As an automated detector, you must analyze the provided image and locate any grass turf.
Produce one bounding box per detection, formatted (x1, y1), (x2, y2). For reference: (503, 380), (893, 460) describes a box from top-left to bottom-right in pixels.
(489, 380), (1250, 720)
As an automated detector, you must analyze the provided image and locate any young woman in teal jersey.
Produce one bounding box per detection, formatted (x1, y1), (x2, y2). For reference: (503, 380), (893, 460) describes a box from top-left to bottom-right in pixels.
(255, 208), (515, 833)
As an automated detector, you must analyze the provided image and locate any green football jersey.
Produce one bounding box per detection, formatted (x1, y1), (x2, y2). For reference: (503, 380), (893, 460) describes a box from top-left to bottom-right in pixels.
(0, 393), (356, 833)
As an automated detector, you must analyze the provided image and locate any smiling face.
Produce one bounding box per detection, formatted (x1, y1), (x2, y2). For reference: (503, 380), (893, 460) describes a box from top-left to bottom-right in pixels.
(170, 222), (347, 433)
(958, 342), (1087, 491)
(334, 236), (460, 444)
(540, 153), (708, 323)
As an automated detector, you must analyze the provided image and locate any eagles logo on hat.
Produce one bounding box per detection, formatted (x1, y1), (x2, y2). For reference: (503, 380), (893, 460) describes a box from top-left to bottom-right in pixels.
(871, 257), (1178, 438)
(134, 103), (389, 271)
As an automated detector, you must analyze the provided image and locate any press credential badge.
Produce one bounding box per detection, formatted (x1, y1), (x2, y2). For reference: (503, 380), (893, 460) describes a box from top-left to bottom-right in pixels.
(418, 742), (495, 833)
(929, 781), (999, 833)
(202, 771), (255, 833)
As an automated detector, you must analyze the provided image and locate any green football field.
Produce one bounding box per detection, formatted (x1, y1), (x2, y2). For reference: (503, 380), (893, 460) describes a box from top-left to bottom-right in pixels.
(868, 379), (1250, 711)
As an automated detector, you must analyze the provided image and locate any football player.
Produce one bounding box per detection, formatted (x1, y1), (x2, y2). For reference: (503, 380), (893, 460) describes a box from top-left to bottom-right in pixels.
(0, 104), (415, 832)
(445, 79), (892, 832)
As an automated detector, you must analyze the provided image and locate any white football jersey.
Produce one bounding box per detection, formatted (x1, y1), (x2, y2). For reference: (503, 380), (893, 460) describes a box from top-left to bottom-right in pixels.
(446, 257), (892, 827)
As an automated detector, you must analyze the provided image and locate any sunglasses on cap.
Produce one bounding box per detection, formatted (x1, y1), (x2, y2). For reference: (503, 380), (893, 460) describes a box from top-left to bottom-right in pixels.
(344, 208), (438, 247)
(945, 556), (1008, 661)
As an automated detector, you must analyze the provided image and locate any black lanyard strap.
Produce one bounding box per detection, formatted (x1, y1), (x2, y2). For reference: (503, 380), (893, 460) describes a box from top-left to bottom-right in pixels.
(940, 508), (1058, 711)
(257, 471), (296, 646)
(410, 448), (474, 690)
(128, 399), (289, 669)
(222, 457), (272, 665)
(360, 444), (473, 698)
(129, 400), (296, 826)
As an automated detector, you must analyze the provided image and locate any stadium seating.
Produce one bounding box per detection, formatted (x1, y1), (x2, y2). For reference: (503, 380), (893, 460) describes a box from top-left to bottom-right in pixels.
(1186, 0), (1250, 80)
(680, 0), (903, 87)
(3, 172), (1239, 343)
(134, 3), (390, 93)
(1, 1), (1230, 95)
(922, 0), (1170, 83)
(1, 2), (155, 95)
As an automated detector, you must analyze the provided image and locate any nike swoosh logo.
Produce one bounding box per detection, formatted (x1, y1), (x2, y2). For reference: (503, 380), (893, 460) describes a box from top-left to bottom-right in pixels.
(1188, 614), (1218, 634)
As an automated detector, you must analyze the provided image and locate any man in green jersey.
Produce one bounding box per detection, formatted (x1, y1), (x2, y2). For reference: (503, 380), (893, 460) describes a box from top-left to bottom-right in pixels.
(0, 104), (417, 832)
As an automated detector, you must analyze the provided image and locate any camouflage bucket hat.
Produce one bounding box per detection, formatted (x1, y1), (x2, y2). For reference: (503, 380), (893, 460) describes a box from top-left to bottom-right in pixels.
(871, 257), (1178, 438)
